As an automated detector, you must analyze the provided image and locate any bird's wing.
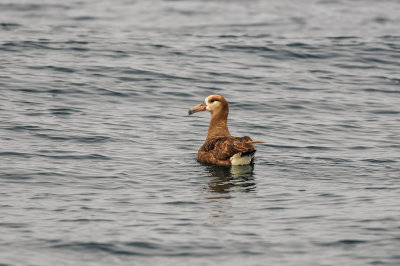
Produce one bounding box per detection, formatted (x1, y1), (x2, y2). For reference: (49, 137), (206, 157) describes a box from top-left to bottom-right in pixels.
(202, 136), (256, 161)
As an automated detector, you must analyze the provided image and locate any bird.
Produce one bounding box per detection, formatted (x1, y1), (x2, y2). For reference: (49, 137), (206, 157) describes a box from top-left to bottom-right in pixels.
(188, 94), (263, 166)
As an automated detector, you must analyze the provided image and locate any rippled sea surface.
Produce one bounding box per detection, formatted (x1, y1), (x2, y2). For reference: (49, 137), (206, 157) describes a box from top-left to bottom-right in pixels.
(1, 0), (400, 265)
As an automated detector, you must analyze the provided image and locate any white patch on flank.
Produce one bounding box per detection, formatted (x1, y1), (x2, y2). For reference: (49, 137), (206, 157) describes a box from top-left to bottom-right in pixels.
(230, 152), (254, 165)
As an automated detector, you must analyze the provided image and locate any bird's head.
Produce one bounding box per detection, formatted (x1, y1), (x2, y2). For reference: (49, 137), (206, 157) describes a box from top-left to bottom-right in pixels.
(188, 95), (229, 116)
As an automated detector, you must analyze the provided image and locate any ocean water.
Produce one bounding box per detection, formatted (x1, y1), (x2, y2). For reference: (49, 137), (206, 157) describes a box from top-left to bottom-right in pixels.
(1, 0), (400, 265)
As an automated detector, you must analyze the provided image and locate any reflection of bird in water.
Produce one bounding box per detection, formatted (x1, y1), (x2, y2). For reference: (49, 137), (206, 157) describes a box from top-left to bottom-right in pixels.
(203, 165), (256, 224)
(204, 164), (256, 195)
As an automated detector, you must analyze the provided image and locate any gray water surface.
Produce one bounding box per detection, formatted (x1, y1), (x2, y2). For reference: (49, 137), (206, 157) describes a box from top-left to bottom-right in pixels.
(1, 0), (400, 265)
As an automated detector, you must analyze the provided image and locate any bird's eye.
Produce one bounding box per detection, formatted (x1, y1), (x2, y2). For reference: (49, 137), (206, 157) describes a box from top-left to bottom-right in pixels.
(210, 99), (215, 103)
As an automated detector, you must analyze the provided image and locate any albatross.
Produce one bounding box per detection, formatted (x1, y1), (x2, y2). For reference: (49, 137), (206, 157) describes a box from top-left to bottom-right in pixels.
(188, 94), (263, 166)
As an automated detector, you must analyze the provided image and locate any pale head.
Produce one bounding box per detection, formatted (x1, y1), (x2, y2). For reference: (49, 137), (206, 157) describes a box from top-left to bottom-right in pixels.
(188, 94), (229, 116)
(205, 95), (228, 114)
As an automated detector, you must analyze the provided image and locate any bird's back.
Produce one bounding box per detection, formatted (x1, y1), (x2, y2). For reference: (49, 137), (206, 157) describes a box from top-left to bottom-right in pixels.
(198, 136), (256, 165)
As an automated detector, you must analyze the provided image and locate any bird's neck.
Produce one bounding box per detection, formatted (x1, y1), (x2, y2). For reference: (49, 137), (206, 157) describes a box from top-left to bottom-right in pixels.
(207, 110), (231, 139)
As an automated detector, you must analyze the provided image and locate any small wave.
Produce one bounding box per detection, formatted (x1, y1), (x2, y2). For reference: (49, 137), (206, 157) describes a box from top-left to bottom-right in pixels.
(333, 63), (374, 69)
(286, 42), (310, 48)
(222, 44), (274, 52)
(265, 144), (302, 149)
(59, 218), (113, 222)
(32, 133), (70, 141)
(27, 65), (75, 73)
(40, 154), (110, 160)
(49, 108), (82, 115)
(218, 34), (238, 38)
(361, 159), (397, 163)
(318, 193), (342, 198)
(286, 104), (305, 110)
(0, 151), (110, 161)
(0, 222), (28, 228)
(74, 136), (111, 143)
(3, 41), (57, 51)
(50, 240), (228, 257)
(0, 151), (33, 158)
(50, 241), (181, 256)
(162, 91), (194, 98)
(164, 201), (199, 205)
(2, 40), (89, 53)
(286, 86), (310, 91)
(263, 207), (287, 210)
(284, 50), (334, 59)
(71, 16), (97, 21)
(14, 88), (89, 95)
(315, 157), (352, 163)
(5, 125), (42, 132)
(97, 88), (130, 97)
(369, 76), (400, 85)
(315, 239), (368, 247)
(65, 40), (89, 45)
(328, 36), (359, 40)
(0, 22), (21, 30)
(349, 146), (370, 150)
(1, 173), (32, 180)
(52, 242), (142, 256)
(364, 187), (391, 190)
(364, 227), (387, 231)
(121, 68), (195, 81)
(0, 3), (69, 11)
(372, 16), (391, 24)
(369, 110), (400, 115)
(305, 146), (333, 150)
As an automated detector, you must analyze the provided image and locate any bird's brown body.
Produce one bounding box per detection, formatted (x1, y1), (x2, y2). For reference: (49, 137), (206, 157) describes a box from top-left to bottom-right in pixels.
(188, 95), (262, 166)
(197, 136), (256, 165)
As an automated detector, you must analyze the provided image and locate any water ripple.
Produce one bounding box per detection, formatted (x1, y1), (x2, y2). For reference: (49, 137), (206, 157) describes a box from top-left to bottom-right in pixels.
(1, 0), (400, 265)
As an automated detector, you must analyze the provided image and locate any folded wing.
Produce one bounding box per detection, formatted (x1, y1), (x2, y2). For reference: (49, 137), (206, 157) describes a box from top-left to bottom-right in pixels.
(198, 136), (258, 165)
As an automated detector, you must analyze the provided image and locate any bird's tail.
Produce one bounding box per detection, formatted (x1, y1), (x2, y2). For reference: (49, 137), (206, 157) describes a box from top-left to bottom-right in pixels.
(250, 141), (264, 144)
